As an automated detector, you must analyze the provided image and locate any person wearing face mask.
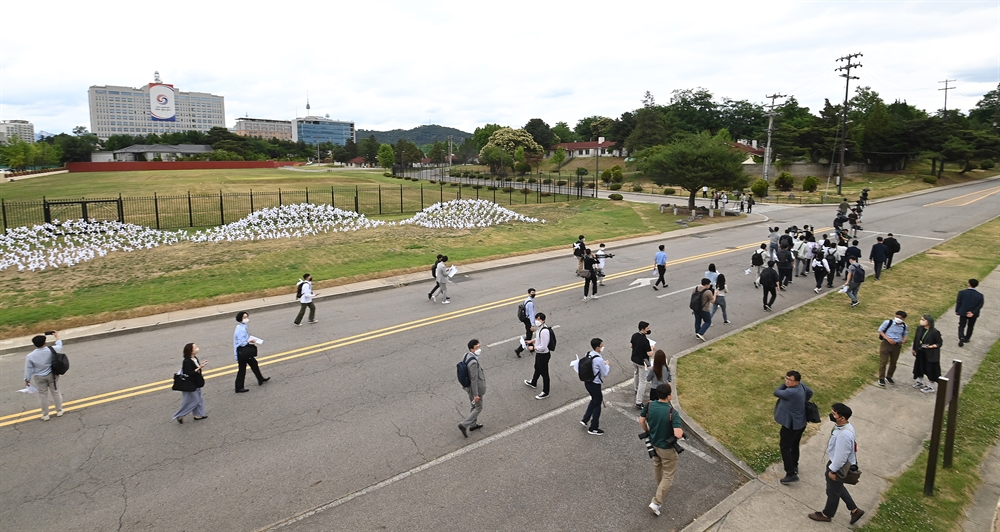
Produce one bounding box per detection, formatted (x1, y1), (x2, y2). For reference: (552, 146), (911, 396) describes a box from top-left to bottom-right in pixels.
(579, 338), (611, 435)
(630, 321), (654, 409)
(523, 313), (552, 399)
(233, 311), (269, 393)
(876, 311), (908, 387)
(808, 403), (865, 525)
(458, 339), (486, 437)
(514, 288), (537, 358)
(172, 343), (208, 423)
(911, 315), (943, 394)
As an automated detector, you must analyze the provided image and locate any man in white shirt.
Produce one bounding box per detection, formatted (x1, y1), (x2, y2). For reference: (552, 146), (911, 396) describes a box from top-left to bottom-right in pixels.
(294, 273), (318, 326)
(24, 331), (65, 421)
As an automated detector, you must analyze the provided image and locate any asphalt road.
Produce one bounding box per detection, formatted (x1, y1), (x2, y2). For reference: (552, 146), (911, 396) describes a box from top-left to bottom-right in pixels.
(1, 179), (997, 531)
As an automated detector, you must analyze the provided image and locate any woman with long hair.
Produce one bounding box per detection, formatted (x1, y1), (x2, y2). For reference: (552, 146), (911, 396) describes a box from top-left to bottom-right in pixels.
(645, 350), (672, 402)
(711, 274), (729, 324)
(172, 343), (207, 423)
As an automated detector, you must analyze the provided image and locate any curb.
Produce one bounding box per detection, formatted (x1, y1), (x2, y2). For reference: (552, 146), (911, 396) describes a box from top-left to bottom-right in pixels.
(0, 210), (768, 355)
(757, 174), (1000, 209)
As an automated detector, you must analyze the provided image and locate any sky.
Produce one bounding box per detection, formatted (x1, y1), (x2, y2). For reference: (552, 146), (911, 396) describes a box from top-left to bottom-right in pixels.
(1, 0), (997, 137)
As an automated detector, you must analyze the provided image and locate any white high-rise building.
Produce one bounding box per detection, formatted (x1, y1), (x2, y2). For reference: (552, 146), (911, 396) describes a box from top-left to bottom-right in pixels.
(0, 120), (35, 144)
(88, 72), (225, 140)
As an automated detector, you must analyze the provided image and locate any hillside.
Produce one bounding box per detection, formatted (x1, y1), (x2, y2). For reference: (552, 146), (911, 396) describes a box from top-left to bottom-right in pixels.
(357, 125), (471, 146)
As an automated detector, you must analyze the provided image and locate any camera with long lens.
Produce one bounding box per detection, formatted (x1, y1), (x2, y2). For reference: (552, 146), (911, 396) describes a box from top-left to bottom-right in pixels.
(638, 432), (656, 458)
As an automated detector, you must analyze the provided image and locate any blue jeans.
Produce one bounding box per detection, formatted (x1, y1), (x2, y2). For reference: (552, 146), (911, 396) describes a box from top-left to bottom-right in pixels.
(846, 282), (860, 303)
(582, 381), (603, 430)
(695, 310), (712, 335)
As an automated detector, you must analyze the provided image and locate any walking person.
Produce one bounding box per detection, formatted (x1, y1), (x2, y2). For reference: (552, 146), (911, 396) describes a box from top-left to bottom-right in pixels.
(582, 248), (599, 300)
(573, 235), (586, 273)
(172, 343), (208, 423)
(653, 245), (668, 290)
(911, 315), (943, 394)
(774, 370), (814, 484)
(711, 274), (730, 324)
(955, 278), (984, 346)
(812, 251), (831, 294)
(751, 243), (767, 288)
(522, 313), (552, 399)
(645, 350), (672, 402)
(458, 339), (486, 437)
(23, 331), (65, 421)
(824, 243), (839, 288)
(883, 233), (900, 269)
(427, 254), (443, 300)
(595, 243), (608, 286)
(776, 244), (795, 289)
(640, 383), (684, 517)
(513, 288), (537, 358)
(768, 227), (780, 259)
(808, 403), (865, 525)
(843, 256), (865, 307)
(234, 311), (269, 393)
(435, 255), (451, 304)
(869, 237), (888, 281)
(876, 311), (909, 387)
(760, 261), (779, 311)
(704, 263), (720, 287)
(630, 321), (654, 409)
(844, 240), (862, 278)
(579, 338), (610, 435)
(692, 278), (715, 342)
(293, 273), (318, 326)
(747, 194), (755, 213)
(794, 236), (809, 277)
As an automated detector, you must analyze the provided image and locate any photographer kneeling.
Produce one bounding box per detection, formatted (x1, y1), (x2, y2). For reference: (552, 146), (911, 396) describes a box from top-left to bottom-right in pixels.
(639, 383), (684, 517)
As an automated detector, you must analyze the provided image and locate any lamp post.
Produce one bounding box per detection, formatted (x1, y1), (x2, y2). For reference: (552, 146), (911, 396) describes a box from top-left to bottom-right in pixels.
(594, 136), (603, 198)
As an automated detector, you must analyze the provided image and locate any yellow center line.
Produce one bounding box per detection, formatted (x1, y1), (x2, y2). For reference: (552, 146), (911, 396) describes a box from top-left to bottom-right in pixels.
(957, 188), (1000, 207)
(923, 187), (1000, 207)
(1, 231), (799, 427)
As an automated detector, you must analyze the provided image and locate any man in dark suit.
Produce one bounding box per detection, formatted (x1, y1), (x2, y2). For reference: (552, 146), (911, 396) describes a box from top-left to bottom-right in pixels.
(774, 370), (814, 484)
(883, 233), (900, 269)
(956, 279), (985, 347)
(869, 237), (888, 281)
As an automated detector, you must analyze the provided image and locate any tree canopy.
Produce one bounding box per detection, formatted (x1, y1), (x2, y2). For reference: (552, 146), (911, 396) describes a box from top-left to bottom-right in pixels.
(637, 133), (749, 209)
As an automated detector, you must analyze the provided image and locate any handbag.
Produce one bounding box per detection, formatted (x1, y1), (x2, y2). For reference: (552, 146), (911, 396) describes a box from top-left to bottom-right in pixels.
(805, 401), (821, 424)
(837, 462), (862, 485)
(172, 372), (197, 392)
(576, 270), (592, 279)
(237, 343), (258, 358)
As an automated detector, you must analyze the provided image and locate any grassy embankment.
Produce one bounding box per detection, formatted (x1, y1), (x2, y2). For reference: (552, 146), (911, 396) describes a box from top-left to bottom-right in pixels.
(0, 199), (729, 338)
(678, 217), (1000, 472)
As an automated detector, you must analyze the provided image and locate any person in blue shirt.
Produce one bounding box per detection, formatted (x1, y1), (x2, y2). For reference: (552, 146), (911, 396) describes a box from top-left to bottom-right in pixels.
(580, 338), (611, 435)
(514, 288), (537, 358)
(233, 311), (269, 393)
(876, 311), (908, 387)
(653, 245), (668, 290)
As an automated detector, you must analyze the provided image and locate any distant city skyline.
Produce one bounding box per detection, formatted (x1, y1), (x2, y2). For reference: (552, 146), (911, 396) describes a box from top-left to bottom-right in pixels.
(1, 1), (996, 136)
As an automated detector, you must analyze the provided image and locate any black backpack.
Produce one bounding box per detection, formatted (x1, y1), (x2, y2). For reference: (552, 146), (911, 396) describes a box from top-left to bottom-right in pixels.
(689, 288), (704, 311)
(456, 353), (473, 387)
(573, 241), (584, 257)
(516, 299), (529, 321)
(890, 239), (901, 253)
(541, 326), (557, 351)
(751, 249), (764, 266)
(431, 261), (439, 278)
(578, 353), (597, 381)
(49, 347), (69, 376)
(851, 264), (866, 283)
(295, 281), (305, 300)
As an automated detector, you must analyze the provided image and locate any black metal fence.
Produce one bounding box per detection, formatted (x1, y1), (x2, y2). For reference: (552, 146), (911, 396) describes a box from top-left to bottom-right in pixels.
(1, 184), (584, 231)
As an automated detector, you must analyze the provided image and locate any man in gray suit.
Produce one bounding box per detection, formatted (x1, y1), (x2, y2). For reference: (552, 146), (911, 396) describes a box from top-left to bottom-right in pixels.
(459, 339), (486, 437)
(774, 370), (814, 484)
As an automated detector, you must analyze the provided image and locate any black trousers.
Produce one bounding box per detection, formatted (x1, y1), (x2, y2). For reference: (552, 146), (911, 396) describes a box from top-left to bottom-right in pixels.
(530, 352), (551, 393)
(873, 260), (884, 280)
(885, 252), (895, 269)
(762, 286), (776, 308)
(655, 264), (667, 287)
(778, 267), (793, 286)
(583, 274), (598, 297)
(822, 462), (858, 517)
(959, 314), (978, 341)
(779, 426), (804, 475)
(582, 381), (602, 429)
(814, 269), (827, 289)
(235, 353), (265, 390)
(515, 317), (533, 354)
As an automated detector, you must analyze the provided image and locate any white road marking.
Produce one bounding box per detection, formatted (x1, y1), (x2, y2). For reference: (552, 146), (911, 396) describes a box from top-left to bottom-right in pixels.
(858, 230), (944, 241)
(606, 402), (717, 464)
(486, 325), (562, 347)
(657, 285), (699, 299)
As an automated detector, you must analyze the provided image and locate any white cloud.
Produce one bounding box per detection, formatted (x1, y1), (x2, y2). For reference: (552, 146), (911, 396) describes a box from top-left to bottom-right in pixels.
(1, 0), (996, 135)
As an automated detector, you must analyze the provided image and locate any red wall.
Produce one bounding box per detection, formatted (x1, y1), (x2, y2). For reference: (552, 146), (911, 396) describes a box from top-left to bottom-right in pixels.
(67, 161), (300, 172)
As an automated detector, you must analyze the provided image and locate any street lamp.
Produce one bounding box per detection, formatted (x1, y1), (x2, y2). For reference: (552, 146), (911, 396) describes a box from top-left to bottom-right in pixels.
(594, 136), (603, 198)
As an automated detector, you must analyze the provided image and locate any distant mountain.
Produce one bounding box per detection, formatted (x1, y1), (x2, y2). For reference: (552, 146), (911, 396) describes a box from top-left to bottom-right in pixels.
(357, 125), (472, 146)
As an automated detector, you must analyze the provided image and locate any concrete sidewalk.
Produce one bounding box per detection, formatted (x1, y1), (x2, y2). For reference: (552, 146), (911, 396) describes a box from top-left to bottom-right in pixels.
(682, 266), (1000, 531)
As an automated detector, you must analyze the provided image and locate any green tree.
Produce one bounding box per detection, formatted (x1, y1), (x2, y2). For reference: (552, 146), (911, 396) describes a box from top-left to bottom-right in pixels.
(848, 86), (884, 123)
(0, 137), (32, 169)
(637, 132), (749, 209)
(552, 121), (577, 143)
(607, 112), (636, 149)
(667, 88), (720, 134)
(574, 116), (611, 140)
(719, 98), (767, 139)
(480, 146), (512, 175)
(343, 138), (359, 160)
(524, 118), (556, 151)
(377, 143), (395, 169)
(480, 127), (543, 161)
(473, 123), (503, 151)
(624, 107), (668, 152)
(395, 139), (424, 166)
(941, 137), (974, 173)
(359, 135), (380, 164)
(550, 146), (566, 175)
(455, 137), (478, 163)
(428, 141), (447, 164)
(968, 83), (1000, 128)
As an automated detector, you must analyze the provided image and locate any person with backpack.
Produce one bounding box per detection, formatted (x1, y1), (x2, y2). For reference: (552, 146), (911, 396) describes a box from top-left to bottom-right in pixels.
(523, 312), (554, 399)
(573, 235), (586, 273)
(843, 256), (865, 308)
(579, 338), (611, 435)
(774, 370), (814, 485)
(808, 402), (865, 525)
(776, 244), (795, 289)
(751, 243), (767, 288)
(824, 243), (840, 288)
(640, 383), (684, 517)
(692, 278), (716, 342)
(768, 227), (781, 260)
(23, 331), (66, 421)
(747, 194), (755, 213)
(582, 248), (599, 300)
(844, 240), (862, 279)
(427, 254), (444, 301)
(293, 273), (318, 326)
(883, 233), (900, 270)
(793, 236), (809, 277)
(811, 251), (831, 294)
(876, 311), (909, 387)
(595, 243), (608, 286)
(760, 260), (780, 311)
(457, 339), (486, 437)
(869, 237), (888, 281)
(513, 288), (537, 358)
(630, 321), (654, 409)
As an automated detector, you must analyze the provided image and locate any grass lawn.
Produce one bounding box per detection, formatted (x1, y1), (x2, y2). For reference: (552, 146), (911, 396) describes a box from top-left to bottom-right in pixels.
(857, 338), (1000, 531)
(677, 217), (1000, 473)
(0, 199), (726, 338)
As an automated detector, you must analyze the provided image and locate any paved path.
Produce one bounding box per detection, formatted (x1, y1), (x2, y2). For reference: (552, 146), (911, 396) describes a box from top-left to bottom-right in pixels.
(683, 266), (1000, 531)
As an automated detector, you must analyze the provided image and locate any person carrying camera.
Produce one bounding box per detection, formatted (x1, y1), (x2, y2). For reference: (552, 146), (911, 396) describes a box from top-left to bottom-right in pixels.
(639, 383), (684, 517)
(24, 331), (66, 421)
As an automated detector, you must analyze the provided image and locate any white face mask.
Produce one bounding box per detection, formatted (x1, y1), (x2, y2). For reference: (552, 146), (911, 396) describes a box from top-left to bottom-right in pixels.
(242, 318), (249, 324)
(473, 348), (482, 356)
(893, 317), (903, 324)
(534, 320), (542, 327)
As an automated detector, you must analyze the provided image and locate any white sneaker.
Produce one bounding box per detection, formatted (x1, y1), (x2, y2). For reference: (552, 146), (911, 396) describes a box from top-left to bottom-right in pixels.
(913, 381), (923, 388)
(582, 297), (590, 301)
(40, 415), (50, 421)
(535, 393), (549, 400)
(649, 501), (661, 516)
(591, 295), (599, 299)
(442, 299), (450, 304)
(814, 288), (820, 294)
(921, 385), (935, 393)
(56, 410), (64, 417)
(431, 295), (436, 302)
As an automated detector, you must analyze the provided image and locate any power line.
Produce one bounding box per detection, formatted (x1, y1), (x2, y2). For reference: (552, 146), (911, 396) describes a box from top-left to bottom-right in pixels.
(939, 79), (957, 112)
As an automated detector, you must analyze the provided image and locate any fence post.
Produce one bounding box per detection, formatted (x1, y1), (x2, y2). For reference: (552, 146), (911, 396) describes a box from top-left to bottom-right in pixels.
(250, 189), (254, 213)
(154, 193), (160, 229)
(279, 188), (283, 206)
(440, 183), (443, 204)
(43, 196), (50, 223)
(306, 187), (309, 204)
(188, 191), (193, 227)
(331, 186), (335, 208)
(925, 375), (950, 495)
(354, 186), (359, 213)
(399, 185), (403, 213)
(420, 184), (424, 211)
(219, 190), (225, 225)
(117, 193), (124, 222)
(943, 360), (963, 468)
(0, 198), (5, 232)
(378, 185), (382, 214)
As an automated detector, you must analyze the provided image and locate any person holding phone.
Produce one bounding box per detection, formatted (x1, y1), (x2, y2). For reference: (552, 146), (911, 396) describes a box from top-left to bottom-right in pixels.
(173, 343), (208, 423)
(23, 331), (65, 421)
(234, 311), (269, 393)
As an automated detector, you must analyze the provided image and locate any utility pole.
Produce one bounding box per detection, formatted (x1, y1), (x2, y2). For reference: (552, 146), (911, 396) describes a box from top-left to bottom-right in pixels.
(447, 135), (454, 176)
(835, 52), (863, 195)
(762, 93), (787, 183)
(939, 79), (957, 113)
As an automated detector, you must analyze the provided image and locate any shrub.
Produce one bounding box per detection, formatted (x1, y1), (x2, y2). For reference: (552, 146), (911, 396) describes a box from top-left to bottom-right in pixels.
(632, 185), (643, 192)
(515, 177), (525, 182)
(802, 175), (819, 192)
(462, 171), (471, 178)
(612, 169), (624, 183)
(472, 184), (482, 189)
(502, 186), (514, 193)
(428, 180), (436, 184)
(515, 161), (531, 175)
(608, 193), (624, 200)
(557, 180), (567, 186)
(520, 187), (531, 195)
(487, 186), (499, 190)
(923, 175), (938, 184)
(981, 159), (996, 169)
(601, 169), (613, 183)
(461, 183), (470, 187)
(576, 167), (589, 177)
(540, 192), (551, 197)
(450, 182), (459, 187)
(383, 172), (393, 177)
(775, 172), (795, 192)
(751, 178), (769, 198)
(527, 177), (537, 184)
(609, 183), (622, 191)
(664, 188), (676, 195)
(586, 183), (595, 189)
(542, 178), (552, 184)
